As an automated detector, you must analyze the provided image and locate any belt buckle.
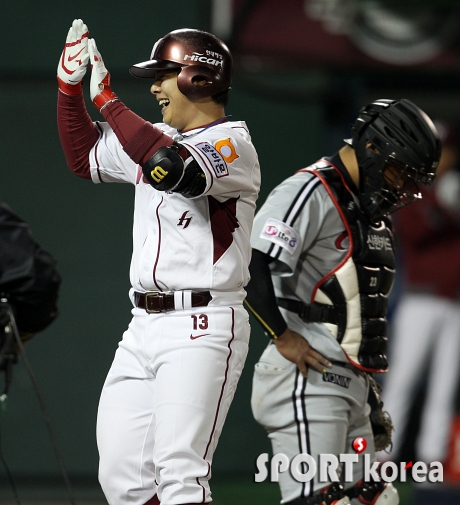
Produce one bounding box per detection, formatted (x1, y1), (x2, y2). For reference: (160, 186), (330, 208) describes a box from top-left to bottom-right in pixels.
(145, 292), (163, 313)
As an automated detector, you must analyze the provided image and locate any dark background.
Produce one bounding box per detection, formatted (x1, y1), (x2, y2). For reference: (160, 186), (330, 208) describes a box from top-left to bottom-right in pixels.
(1, 0), (460, 501)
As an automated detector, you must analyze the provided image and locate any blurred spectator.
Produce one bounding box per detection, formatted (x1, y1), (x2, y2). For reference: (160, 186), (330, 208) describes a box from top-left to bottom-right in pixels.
(381, 119), (460, 464)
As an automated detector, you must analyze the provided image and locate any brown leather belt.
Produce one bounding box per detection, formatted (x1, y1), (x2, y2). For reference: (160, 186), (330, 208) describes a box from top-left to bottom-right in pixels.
(134, 291), (212, 313)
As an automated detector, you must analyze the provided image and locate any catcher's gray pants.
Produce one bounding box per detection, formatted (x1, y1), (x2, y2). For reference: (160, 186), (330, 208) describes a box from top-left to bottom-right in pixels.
(251, 342), (374, 504)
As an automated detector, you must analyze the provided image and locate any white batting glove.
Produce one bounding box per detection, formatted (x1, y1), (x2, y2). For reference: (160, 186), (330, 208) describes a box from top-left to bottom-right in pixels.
(88, 38), (119, 112)
(57, 19), (89, 94)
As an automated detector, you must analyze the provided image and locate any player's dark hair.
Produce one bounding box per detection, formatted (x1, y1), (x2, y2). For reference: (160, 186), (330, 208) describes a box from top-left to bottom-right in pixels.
(212, 90), (229, 106)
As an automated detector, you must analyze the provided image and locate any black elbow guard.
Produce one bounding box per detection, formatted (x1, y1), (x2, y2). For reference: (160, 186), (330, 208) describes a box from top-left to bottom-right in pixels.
(173, 159), (207, 198)
(142, 142), (185, 191)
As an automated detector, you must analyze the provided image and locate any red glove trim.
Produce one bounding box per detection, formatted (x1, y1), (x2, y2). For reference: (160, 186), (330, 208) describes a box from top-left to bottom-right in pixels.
(57, 76), (83, 95)
(93, 89), (119, 112)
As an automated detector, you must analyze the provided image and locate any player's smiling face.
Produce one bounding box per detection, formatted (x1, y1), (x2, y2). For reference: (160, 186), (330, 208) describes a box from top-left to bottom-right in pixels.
(151, 70), (196, 130)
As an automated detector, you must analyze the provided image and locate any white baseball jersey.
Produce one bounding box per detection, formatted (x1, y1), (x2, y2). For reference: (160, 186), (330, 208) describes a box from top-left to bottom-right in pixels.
(89, 118), (260, 505)
(89, 120), (260, 302)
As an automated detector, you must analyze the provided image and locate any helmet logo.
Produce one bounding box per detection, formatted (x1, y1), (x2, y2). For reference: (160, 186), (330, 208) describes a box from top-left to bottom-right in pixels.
(184, 51), (224, 68)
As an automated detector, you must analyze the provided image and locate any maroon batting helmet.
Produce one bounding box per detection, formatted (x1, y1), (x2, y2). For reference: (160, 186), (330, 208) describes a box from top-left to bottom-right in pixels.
(129, 28), (232, 99)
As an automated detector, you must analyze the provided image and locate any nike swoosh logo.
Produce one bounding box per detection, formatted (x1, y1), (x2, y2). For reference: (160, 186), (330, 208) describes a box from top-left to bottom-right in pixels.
(68, 47), (84, 62)
(190, 334), (210, 340)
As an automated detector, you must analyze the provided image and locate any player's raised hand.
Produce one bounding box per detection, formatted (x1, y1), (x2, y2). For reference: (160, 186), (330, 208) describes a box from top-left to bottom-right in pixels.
(274, 328), (332, 377)
(88, 38), (119, 112)
(57, 19), (89, 94)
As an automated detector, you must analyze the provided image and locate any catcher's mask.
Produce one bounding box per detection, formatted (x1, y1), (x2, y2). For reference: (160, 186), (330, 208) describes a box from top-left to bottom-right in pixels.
(346, 98), (441, 223)
(129, 28), (232, 100)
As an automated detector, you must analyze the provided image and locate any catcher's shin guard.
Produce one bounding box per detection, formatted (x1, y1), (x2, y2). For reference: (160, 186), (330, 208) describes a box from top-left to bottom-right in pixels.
(285, 483), (351, 504)
(346, 480), (399, 505)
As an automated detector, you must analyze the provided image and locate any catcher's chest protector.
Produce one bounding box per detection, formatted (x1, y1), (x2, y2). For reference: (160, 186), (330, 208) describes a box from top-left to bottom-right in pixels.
(311, 166), (396, 373)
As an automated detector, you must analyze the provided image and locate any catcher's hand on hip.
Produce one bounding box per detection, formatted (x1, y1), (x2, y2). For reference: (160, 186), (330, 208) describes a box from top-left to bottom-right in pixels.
(274, 328), (332, 377)
(57, 19), (89, 94)
(88, 38), (119, 112)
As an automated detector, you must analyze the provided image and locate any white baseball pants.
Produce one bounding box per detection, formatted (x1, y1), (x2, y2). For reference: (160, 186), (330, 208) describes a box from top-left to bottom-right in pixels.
(97, 304), (250, 505)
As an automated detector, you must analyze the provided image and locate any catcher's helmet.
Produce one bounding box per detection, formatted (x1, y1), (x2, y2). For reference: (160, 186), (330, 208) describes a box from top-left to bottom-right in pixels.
(130, 28), (232, 99)
(347, 98), (441, 223)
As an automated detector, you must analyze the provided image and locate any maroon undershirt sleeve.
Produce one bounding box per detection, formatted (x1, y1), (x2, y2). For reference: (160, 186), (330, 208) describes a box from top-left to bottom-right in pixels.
(58, 92), (188, 182)
(57, 90), (100, 180)
(100, 101), (177, 165)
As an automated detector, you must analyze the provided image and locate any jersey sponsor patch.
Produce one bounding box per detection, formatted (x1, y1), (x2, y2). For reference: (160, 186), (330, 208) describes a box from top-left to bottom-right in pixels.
(215, 138), (239, 163)
(195, 142), (228, 178)
(260, 218), (299, 255)
(322, 372), (351, 388)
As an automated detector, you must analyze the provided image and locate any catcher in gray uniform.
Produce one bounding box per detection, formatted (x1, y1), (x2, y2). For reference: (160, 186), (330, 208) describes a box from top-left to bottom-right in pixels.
(246, 99), (441, 505)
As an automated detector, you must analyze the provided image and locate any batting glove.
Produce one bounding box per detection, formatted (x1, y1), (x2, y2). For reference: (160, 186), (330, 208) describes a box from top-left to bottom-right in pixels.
(57, 19), (89, 95)
(88, 38), (119, 112)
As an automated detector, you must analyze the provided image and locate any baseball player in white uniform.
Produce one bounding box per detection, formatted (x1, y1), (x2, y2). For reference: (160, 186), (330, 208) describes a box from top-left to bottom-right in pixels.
(245, 100), (441, 504)
(56, 19), (260, 505)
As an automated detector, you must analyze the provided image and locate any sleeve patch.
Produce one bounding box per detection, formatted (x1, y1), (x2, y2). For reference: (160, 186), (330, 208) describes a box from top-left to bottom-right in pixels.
(215, 138), (239, 163)
(195, 142), (229, 178)
(260, 218), (299, 255)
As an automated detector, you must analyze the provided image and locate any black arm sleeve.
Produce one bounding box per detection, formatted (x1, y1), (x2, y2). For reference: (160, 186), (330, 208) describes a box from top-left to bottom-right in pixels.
(245, 248), (287, 339)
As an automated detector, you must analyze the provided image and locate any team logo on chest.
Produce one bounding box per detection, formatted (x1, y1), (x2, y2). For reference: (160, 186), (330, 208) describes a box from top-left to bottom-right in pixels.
(335, 231), (349, 251)
(178, 211), (192, 229)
